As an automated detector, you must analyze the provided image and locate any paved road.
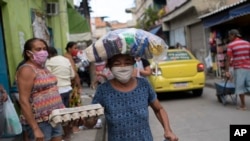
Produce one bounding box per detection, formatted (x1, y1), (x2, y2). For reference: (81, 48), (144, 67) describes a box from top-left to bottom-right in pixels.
(3, 82), (250, 141)
(150, 87), (250, 141)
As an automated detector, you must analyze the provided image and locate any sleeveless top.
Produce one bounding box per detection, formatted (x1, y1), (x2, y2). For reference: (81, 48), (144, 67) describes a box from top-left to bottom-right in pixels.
(17, 64), (65, 124)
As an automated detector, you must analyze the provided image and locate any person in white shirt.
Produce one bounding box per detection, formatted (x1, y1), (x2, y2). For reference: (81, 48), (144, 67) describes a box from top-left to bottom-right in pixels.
(45, 47), (75, 140)
(133, 56), (151, 78)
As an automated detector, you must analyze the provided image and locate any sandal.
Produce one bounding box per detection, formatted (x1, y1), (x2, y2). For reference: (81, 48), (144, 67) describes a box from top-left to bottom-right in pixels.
(62, 135), (71, 141)
(72, 126), (80, 134)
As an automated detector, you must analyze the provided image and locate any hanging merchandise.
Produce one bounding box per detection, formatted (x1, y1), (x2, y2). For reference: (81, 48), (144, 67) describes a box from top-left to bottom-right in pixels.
(205, 51), (213, 69)
(77, 28), (168, 66)
(209, 31), (217, 53)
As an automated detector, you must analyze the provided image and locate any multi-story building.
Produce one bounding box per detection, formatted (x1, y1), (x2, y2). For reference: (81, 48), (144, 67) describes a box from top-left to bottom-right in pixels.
(91, 17), (111, 40)
(128, 0), (250, 76)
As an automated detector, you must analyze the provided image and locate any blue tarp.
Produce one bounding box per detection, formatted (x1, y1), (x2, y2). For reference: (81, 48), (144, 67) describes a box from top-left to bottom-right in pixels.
(229, 3), (250, 18)
(149, 26), (161, 34)
(202, 3), (250, 28)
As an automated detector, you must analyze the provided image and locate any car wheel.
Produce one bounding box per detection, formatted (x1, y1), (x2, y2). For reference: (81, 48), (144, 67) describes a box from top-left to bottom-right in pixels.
(192, 88), (203, 96)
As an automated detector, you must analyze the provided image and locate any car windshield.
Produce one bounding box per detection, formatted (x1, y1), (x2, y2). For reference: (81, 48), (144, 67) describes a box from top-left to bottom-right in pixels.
(165, 51), (192, 61)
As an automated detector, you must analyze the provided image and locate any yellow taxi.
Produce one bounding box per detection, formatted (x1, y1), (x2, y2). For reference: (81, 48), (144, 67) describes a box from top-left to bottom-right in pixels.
(148, 49), (205, 96)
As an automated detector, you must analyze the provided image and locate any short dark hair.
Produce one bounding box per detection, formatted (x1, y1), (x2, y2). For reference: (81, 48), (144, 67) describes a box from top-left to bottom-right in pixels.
(47, 47), (58, 58)
(22, 38), (49, 61)
(106, 54), (135, 68)
(65, 41), (77, 51)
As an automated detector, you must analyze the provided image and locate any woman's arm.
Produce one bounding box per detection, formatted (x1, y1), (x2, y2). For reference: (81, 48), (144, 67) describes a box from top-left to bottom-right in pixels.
(64, 54), (82, 91)
(139, 65), (152, 77)
(150, 100), (178, 141)
(140, 59), (152, 77)
(17, 67), (44, 139)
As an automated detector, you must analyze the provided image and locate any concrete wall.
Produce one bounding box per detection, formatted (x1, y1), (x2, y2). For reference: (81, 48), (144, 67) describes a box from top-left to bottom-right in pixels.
(134, 0), (153, 21)
(194, 0), (242, 15)
(168, 8), (198, 29)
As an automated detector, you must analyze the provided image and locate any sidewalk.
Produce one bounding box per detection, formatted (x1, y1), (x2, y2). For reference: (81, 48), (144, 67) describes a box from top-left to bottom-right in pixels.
(69, 83), (106, 141)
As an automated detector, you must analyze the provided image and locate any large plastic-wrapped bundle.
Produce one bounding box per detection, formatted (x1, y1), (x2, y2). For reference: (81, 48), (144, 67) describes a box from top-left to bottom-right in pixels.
(77, 28), (168, 65)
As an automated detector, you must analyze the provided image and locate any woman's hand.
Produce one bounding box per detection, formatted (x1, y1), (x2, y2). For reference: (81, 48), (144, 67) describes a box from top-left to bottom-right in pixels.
(164, 131), (178, 141)
(225, 71), (231, 78)
(33, 127), (45, 141)
(96, 71), (102, 76)
(82, 117), (98, 128)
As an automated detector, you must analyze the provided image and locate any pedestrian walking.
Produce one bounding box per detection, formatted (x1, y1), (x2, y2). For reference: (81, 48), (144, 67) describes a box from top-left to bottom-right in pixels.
(92, 61), (114, 89)
(64, 42), (83, 133)
(225, 29), (250, 111)
(46, 47), (75, 140)
(84, 54), (178, 141)
(133, 56), (151, 78)
(16, 38), (65, 141)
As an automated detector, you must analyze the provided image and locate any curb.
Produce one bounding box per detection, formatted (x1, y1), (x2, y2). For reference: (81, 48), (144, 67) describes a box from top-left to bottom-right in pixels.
(81, 87), (106, 141)
(95, 116), (106, 141)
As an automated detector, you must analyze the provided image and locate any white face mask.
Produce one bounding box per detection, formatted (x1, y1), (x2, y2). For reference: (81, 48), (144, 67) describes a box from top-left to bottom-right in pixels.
(111, 65), (134, 83)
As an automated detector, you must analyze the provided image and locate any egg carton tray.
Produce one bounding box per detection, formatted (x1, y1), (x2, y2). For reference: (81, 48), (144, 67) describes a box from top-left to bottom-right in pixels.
(49, 104), (104, 127)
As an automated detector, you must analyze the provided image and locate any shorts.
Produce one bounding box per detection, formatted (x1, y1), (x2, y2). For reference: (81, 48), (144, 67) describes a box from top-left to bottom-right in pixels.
(234, 68), (250, 95)
(23, 121), (62, 141)
(60, 90), (72, 108)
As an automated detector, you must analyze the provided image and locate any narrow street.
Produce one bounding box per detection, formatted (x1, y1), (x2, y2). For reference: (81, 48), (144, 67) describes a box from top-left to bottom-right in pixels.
(150, 87), (250, 141)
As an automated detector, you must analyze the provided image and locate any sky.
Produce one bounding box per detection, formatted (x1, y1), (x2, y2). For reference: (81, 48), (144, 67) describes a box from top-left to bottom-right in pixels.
(74, 0), (135, 23)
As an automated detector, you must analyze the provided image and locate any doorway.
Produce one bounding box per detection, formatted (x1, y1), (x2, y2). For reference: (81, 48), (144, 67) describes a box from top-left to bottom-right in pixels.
(0, 9), (10, 93)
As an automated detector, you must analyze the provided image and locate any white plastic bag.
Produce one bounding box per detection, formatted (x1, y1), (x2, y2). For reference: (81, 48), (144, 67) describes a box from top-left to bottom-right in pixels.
(2, 96), (22, 137)
(205, 52), (213, 69)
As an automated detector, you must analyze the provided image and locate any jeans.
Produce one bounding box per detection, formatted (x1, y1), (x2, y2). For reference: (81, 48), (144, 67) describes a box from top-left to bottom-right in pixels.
(23, 121), (62, 141)
(60, 90), (72, 108)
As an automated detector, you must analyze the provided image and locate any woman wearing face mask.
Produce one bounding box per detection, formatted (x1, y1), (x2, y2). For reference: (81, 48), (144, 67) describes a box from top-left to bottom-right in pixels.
(84, 54), (178, 141)
(16, 38), (65, 141)
(64, 41), (83, 133)
(64, 42), (82, 103)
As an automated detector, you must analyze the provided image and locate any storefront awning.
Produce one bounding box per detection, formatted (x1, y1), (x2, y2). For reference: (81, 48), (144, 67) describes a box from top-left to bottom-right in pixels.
(67, 4), (91, 41)
(200, 2), (250, 28)
(149, 26), (162, 34)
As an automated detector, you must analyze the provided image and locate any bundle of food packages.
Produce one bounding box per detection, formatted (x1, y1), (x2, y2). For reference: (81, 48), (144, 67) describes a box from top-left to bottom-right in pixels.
(77, 28), (168, 66)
